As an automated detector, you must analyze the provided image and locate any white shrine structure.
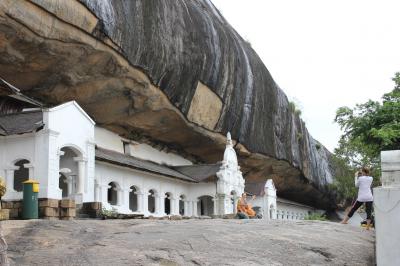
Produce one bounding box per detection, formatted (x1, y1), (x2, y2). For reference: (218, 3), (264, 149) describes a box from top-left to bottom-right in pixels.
(0, 82), (321, 219)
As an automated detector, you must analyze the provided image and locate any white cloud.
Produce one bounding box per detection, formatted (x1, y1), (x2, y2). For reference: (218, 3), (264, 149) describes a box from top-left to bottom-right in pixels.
(212, 0), (400, 152)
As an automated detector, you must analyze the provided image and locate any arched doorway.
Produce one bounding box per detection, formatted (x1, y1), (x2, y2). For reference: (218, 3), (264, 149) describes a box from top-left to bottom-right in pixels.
(148, 189), (156, 214)
(179, 195), (185, 215)
(165, 192), (172, 215)
(198, 195), (214, 216)
(59, 147), (81, 194)
(129, 186), (138, 212)
(13, 159), (30, 192)
(107, 182), (118, 205)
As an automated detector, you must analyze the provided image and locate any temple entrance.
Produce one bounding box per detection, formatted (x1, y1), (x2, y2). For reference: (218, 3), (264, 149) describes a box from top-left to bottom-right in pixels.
(107, 182), (118, 205)
(198, 195), (214, 216)
(164, 192), (172, 215)
(129, 186), (138, 211)
(148, 189), (156, 214)
(13, 159), (30, 192)
(59, 146), (82, 196)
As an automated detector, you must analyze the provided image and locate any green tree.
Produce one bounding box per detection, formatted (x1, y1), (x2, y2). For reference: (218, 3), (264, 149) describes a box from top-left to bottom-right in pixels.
(331, 73), (400, 204)
(334, 73), (400, 169)
(329, 155), (357, 205)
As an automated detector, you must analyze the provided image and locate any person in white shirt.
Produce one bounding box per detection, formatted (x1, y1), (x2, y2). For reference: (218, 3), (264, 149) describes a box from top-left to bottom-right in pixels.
(340, 167), (373, 229)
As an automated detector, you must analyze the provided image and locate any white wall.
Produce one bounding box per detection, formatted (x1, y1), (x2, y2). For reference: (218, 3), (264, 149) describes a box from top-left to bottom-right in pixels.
(127, 143), (192, 166)
(95, 127), (192, 166)
(43, 102), (95, 202)
(94, 127), (125, 153)
(94, 161), (214, 216)
(1, 101), (96, 202)
(276, 199), (316, 220)
(374, 150), (400, 266)
(0, 133), (36, 200)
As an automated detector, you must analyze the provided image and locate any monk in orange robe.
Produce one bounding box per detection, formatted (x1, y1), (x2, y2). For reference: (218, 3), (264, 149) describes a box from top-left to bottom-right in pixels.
(237, 192), (256, 217)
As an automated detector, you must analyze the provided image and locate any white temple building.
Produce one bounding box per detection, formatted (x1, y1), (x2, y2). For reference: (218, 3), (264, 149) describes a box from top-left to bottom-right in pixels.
(0, 80), (321, 219)
(0, 98), (247, 217)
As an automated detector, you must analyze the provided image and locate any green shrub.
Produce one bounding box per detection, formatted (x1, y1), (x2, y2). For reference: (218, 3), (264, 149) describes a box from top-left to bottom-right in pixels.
(101, 207), (119, 219)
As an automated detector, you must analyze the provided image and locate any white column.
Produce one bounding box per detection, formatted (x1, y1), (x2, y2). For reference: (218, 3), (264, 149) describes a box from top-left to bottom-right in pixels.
(116, 188), (123, 206)
(192, 200), (198, 217)
(94, 180), (100, 202)
(186, 200), (192, 216)
(184, 201), (189, 216)
(375, 150), (400, 266)
(74, 157), (87, 194)
(67, 175), (74, 196)
(5, 167), (18, 192)
(154, 193), (160, 216)
(144, 191), (150, 215)
(175, 197), (180, 215)
(122, 188), (130, 209)
(213, 196), (218, 216)
(100, 183), (108, 203)
(85, 140), (96, 197)
(135, 191), (144, 213)
(23, 163), (34, 179)
(159, 194), (166, 216)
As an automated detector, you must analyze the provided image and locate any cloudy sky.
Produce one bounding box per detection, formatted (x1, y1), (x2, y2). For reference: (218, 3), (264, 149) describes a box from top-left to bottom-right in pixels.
(212, 0), (400, 152)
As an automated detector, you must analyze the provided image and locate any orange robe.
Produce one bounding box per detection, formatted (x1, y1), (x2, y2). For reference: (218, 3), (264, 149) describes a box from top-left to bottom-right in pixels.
(237, 197), (256, 217)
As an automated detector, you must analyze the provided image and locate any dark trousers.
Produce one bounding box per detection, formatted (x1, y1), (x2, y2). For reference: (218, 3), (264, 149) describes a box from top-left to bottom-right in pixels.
(348, 201), (373, 220)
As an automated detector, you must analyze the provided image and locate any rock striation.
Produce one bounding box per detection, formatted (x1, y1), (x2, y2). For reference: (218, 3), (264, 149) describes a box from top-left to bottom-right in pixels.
(0, 0), (336, 208)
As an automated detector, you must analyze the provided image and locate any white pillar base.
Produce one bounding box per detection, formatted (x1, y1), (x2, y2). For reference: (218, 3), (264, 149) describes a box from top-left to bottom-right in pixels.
(374, 187), (400, 266)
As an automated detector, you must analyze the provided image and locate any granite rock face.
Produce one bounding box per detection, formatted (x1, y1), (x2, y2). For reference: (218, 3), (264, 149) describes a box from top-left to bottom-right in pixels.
(0, 0), (336, 208)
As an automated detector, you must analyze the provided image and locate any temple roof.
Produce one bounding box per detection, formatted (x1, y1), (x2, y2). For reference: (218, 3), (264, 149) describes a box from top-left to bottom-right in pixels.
(0, 78), (42, 106)
(172, 163), (222, 182)
(0, 110), (43, 136)
(95, 147), (197, 183)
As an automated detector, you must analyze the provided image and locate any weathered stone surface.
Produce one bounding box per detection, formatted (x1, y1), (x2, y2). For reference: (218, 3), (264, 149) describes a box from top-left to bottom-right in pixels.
(0, 0), (336, 208)
(0, 210), (9, 221)
(187, 82), (223, 130)
(59, 208), (76, 218)
(59, 199), (75, 208)
(2, 219), (375, 265)
(38, 199), (59, 208)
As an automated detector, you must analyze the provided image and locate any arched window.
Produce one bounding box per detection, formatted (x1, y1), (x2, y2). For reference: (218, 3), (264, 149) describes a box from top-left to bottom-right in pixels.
(14, 159), (30, 192)
(198, 195), (214, 216)
(148, 189), (156, 213)
(165, 192), (172, 215)
(107, 182), (118, 205)
(129, 186), (138, 212)
(179, 195), (185, 215)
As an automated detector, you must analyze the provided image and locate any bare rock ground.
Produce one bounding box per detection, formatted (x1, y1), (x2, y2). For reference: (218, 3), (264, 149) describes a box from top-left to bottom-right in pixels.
(2, 219), (374, 266)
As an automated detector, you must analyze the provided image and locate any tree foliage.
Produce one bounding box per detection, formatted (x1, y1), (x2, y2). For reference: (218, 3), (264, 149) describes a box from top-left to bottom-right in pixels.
(334, 72), (400, 168)
(331, 73), (400, 204)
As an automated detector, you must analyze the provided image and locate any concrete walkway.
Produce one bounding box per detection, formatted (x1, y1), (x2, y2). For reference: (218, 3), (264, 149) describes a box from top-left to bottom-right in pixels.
(2, 219), (374, 266)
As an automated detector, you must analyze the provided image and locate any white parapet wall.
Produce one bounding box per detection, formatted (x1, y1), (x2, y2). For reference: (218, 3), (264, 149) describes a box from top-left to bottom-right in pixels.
(374, 150), (400, 266)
